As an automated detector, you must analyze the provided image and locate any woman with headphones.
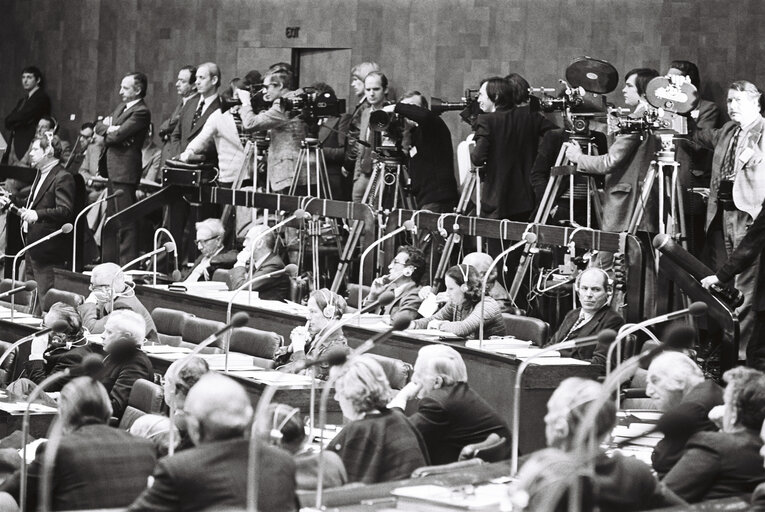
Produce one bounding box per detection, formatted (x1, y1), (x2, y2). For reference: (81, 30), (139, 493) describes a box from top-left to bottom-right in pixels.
(410, 264), (506, 339)
(277, 288), (349, 380)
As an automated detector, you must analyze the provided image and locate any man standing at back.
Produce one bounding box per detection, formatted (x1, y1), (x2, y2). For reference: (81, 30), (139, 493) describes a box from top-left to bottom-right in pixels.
(96, 72), (151, 264)
(159, 65), (198, 163)
(4, 66), (51, 165)
(171, 62), (221, 161)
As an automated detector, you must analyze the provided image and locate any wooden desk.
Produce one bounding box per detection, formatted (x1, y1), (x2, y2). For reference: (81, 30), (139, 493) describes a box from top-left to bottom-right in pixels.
(0, 389), (56, 439)
(54, 269), (599, 454)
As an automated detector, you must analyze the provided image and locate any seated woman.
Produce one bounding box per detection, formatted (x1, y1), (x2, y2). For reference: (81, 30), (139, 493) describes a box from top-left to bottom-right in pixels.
(162, 355), (210, 451)
(388, 344), (511, 465)
(663, 368), (765, 503)
(267, 403), (347, 490)
(410, 264), (505, 339)
(277, 289), (349, 380)
(8, 302), (95, 399)
(328, 355), (429, 483)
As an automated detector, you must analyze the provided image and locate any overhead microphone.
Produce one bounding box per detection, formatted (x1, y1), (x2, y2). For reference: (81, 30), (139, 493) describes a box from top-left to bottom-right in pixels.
(0, 280), (37, 300)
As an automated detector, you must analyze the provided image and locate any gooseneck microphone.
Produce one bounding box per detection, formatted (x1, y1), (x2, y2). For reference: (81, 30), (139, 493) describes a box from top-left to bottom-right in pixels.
(152, 227), (181, 286)
(120, 241), (176, 274)
(0, 280), (36, 300)
(72, 190), (123, 272)
(356, 220), (415, 310)
(310, 291), (395, 352)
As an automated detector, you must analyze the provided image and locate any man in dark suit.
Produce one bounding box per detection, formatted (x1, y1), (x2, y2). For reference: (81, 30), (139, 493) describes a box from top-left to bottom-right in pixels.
(363, 245), (425, 325)
(3, 66), (51, 164)
(0, 377), (157, 511)
(128, 373), (298, 512)
(159, 65), (198, 164)
(389, 345), (511, 465)
(15, 134), (75, 314)
(546, 268), (624, 373)
(227, 224), (289, 300)
(182, 218), (236, 282)
(96, 71), (151, 265)
(170, 62), (220, 160)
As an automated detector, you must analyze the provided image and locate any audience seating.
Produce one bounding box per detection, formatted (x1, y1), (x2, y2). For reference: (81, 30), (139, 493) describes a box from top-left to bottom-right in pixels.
(368, 354), (412, 390)
(0, 341), (18, 387)
(42, 288), (85, 313)
(346, 284), (371, 310)
(0, 278), (34, 315)
(458, 432), (509, 463)
(180, 316), (226, 353)
(151, 307), (190, 346)
(228, 326), (281, 369)
(502, 313), (549, 346)
(117, 378), (166, 430)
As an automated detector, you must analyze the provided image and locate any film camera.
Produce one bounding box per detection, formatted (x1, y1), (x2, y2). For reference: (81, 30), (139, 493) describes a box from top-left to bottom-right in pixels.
(281, 87), (346, 123)
(220, 80), (271, 113)
(430, 89), (481, 126)
(368, 107), (407, 162)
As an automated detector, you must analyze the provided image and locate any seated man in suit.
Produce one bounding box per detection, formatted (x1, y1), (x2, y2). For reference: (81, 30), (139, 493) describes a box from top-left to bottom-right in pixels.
(78, 262), (158, 342)
(646, 351), (724, 477)
(545, 268), (624, 373)
(227, 224), (289, 300)
(99, 309), (154, 420)
(388, 344), (511, 465)
(0, 376), (157, 511)
(182, 218), (236, 282)
(363, 245), (425, 325)
(128, 373), (297, 512)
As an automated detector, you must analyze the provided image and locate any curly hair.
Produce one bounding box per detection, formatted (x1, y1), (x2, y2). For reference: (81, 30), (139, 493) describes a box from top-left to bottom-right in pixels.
(310, 288), (347, 319)
(445, 264), (483, 305)
(333, 355), (392, 415)
(726, 370), (765, 430)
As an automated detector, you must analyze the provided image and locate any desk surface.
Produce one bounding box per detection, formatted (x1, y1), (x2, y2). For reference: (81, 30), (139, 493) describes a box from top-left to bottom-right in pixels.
(54, 269), (599, 454)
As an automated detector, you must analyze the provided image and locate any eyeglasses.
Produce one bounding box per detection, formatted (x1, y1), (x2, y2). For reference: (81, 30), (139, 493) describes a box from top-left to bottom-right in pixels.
(390, 258), (409, 266)
(89, 284), (110, 292)
(195, 236), (220, 246)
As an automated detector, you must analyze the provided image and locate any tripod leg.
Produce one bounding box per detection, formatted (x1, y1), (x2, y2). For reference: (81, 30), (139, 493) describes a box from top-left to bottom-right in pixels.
(628, 162), (657, 234)
(288, 149), (306, 196)
(433, 173), (475, 287)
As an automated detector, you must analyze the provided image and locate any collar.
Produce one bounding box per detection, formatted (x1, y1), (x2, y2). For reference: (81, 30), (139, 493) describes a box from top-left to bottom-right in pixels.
(36, 159), (58, 174)
(393, 281), (413, 297)
(198, 94), (218, 112)
(27, 86), (39, 97)
(181, 94), (195, 106)
(125, 99), (141, 111)
(253, 252), (270, 270)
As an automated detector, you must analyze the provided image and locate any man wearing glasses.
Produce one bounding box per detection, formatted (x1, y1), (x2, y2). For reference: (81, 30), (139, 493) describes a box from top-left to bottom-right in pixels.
(183, 218), (236, 282)
(362, 245), (426, 325)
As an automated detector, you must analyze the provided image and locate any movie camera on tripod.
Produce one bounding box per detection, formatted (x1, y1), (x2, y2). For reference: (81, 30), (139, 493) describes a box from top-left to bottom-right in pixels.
(281, 87), (346, 124)
(430, 89), (481, 126)
(368, 108), (407, 163)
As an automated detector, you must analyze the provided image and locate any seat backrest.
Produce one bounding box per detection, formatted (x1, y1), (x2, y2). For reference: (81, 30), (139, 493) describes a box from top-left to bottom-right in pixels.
(0, 278), (33, 313)
(118, 378), (165, 430)
(0, 341), (17, 387)
(458, 432), (510, 463)
(228, 327), (280, 369)
(211, 268), (230, 283)
(181, 316), (226, 352)
(346, 284), (371, 310)
(368, 354), (412, 390)
(42, 288), (85, 314)
(152, 307), (189, 337)
(502, 313), (550, 346)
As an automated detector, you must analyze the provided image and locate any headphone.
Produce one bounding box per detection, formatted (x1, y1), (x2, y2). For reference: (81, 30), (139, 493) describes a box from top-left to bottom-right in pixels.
(320, 289), (336, 319)
(270, 405), (300, 445)
(574, 268), (613, 301)
(458, 264), (470, 293)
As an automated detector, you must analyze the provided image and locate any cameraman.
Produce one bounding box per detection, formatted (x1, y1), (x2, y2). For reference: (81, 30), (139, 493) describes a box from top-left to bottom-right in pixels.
(309, 82), (352, 201)
(381, 91), (458, 212)
(352, 71), (391, 203)
(238, 68), (307, 194)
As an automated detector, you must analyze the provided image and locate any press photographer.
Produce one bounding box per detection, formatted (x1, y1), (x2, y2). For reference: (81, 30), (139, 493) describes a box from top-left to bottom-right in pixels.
(352, 71), (391, 202)
(381, 91), (458, 212)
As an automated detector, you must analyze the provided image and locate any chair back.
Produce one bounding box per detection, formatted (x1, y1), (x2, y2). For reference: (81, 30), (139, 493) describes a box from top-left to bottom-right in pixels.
(458, 432), (509, 463)
(0, 278), (34, 314)
(0, 341), (18, 387)
(211, 268), (230, 283)
(228, 327), (281, 369)
(151, 307), (189, 346)
(180, 316), (226, 353)
(346, 284), (371, 310)
(42, 288), (85, 314)
(502, 313), (550, 346)
(118, 378), (165, 430)
(368, 354), (412, 390)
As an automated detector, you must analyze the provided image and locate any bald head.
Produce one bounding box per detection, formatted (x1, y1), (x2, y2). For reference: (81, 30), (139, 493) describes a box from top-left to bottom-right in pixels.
(245, 223), (276, 254)
(184, 373), (253, 444)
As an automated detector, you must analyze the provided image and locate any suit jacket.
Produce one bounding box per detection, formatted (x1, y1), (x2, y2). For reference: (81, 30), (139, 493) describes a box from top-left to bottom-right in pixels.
(407, 382), (510, 465)
(0, 422), (156, 511)
(316, 114), (350, 178)
(674, 99), (720, 188)
(4, 88), (51, 160)
(171, 94), (219, 159)
(99, 343), (154, 420)
(364, 280), (423, 325)
(227, 252), (290, 301)
(547, 306), (625, 373)
(22, 341), (95, 391)
(96, 100), (151, 184)
(752, 482), (765, 511)
(471, 105), (557, 219)
(182, 249), (237, 281)
(663, 429), (765, 503)
(127, 438), (298, 512)
(159, 94), (199, 157)
(716, 195), (765, 311)
(576, 132), (659, 232)
(24, 163), (75, 264)
(78, 294), (159, 342)
(594, 451), (685, 510)
(652, 379), (724, 477)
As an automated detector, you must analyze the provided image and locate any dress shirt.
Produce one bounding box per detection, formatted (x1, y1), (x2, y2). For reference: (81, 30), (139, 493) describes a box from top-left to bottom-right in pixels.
(196, 94), (218, 117)
(23, 159), (58, 232)
(184, 246), (224, 283)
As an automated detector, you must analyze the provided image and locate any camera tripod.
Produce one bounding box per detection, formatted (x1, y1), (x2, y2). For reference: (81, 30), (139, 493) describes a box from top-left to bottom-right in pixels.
(331, 154), (415, 292)
(286, 137), (344, 290)
(508, 132), (603, 301)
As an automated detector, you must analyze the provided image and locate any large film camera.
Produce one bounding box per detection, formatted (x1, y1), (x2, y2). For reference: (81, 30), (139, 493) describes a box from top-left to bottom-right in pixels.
(220, 81), (271, 113)
(281, 87), (346, 123)
(368, 107), (407, 161)
(431, 89), (481, 126)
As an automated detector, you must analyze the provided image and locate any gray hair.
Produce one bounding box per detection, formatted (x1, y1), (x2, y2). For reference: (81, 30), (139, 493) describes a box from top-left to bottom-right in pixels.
(105, 309), (146, 344)
(647, 351), (704, 393)
(416, 345), (468, 385)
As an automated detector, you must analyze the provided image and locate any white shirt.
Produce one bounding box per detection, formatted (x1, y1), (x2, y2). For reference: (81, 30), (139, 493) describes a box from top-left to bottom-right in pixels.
(23, 159), (58, 232)
(125, 99), (141, 111)
(196, 94), (218, 116)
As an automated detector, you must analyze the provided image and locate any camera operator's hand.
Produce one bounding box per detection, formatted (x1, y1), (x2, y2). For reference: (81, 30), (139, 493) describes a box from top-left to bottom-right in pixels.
(700, 275), (720, 290)
(564, 142), (583, 165)
(236, 89), (251, 107)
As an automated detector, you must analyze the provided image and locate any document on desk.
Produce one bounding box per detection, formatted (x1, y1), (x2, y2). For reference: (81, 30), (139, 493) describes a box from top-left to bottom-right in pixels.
(0, 402), (56, 414)
(143, 345), (192, 355)
(465, 339), (532, 350)
(168, 281), (229, 294)
(406, 329), (462, 340)
(392, 483), (510, 510)
(249, 372), (315, 386)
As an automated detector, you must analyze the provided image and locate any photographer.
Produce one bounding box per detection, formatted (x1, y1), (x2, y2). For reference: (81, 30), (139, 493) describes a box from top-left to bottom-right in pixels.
(352, 71), (391, 202)
(309, 82), (352, 200)
(238, 68), (307, 194)
(381, 91), (458, 212)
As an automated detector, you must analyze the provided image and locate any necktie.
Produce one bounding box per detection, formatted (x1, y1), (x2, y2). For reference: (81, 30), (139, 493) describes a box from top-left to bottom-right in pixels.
(563, 312), (588, 341)
(191, 100), (204, 129)
(721, 127), (741, 181)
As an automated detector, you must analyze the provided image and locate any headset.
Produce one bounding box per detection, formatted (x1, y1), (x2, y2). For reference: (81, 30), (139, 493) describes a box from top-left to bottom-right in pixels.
(458, 264), (471, 293)
(320, 289), (336, 319)
(270, 405), (300, 445)
(574, 267), (613, 303)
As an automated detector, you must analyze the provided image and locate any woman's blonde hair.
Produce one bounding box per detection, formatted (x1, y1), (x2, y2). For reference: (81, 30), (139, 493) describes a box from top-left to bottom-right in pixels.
(333, 355), (392, 414)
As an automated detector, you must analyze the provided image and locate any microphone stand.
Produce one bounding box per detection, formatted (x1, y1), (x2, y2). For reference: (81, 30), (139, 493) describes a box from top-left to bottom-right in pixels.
(72, 191), (122, 272)
(152, 228), (179, 286)
(478, 232), (536, 347)
(12, 224), (72, 322)
(0, 323), (64, 371)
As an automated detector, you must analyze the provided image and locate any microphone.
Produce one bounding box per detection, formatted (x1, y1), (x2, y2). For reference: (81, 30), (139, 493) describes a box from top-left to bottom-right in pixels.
(119, 241), (176, 274)
(635, 324), (697, 371)
(21, 353), (104, 512)
(189, 311), (250, 356)
(356, 220), (415, 308)
(152, 227), (181, 286)
(0, 280), (36, 300)
(290, 345), (349, 373)
(510, 329), (617, 475)
(479, 232), (537, 346)
(11, 223), (73, 321)
(72, 190), (124, 272)
(0, 319), (70, 371)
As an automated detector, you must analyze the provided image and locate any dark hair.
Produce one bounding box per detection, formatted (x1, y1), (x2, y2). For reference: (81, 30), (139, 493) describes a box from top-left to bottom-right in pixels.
(80, 122), (95, 131)
(481, 76), (513, 108)
(39, 115), (57, 134)
(126, 72), (148, 98)
(311, 82), (336, 97)
(47, 302), (83, 337)
(397, 245), (427, 283)
(505, 73), (530, 106)
(365, 71), (389, 90)
(268, 62), (294, 74)
(625, 68), (659, 96)
(180, 65), (197, 81)
(22, 66), (44, 87)
(170, 356), (210, 397)
(244, 69), (263, 87)
(734, 374), (765, 430)
(268, 403), (305, 445)
(267, 69), (294, 91)
(568, 397), (617, 441)
(401, 90), (429, 109)
(445, 264), (482, 305)
(669, 60), (700, 89)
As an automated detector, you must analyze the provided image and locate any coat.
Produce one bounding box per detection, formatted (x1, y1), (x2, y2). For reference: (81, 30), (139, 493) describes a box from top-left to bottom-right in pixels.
(227, 252), (291, 301)
(4, 88), (51, 160)
(546, 306), (625, 373)
(24, 163), (75, 264)
(96, 100), (151, 184)
(171, 94), (220, 158)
